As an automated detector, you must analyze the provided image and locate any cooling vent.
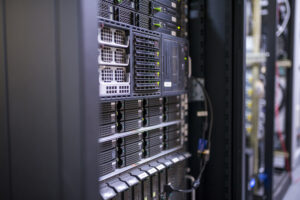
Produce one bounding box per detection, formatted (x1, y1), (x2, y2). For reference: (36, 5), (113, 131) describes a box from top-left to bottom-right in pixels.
(101, 67), (114, 82)
(115, 49), (127, 64)
(136, 14), (150, 29)
(98, 27), (129, 47)
(114, 30), (126, 45)
(138, 5), (149, 15)
(100, 12), (113, 20)
(99, 66), (130, 97)
(98, 2), (113, 20)
(115, 68), (126, 82)
(114, 0), (132, 10)
(98, 46), (129, 66)
(101, 47), (113, 63)
(98, 26), (130, 97)
(133, 34), (161, 95)
(119, 16), (133, 26)
(98, 2), (113, 14)
(101, 27), (113, 43)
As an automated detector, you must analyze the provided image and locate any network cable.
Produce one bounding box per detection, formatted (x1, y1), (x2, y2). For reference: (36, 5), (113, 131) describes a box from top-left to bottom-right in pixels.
(163, 79), (214, 197)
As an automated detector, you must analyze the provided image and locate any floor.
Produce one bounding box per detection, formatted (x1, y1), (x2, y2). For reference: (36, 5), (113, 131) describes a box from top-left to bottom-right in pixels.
(283, 164), (300, 200)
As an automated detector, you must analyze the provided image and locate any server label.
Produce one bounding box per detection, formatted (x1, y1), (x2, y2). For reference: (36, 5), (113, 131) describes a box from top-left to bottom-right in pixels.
(164, 81), (172, 87)
(172, 17), (177, 23)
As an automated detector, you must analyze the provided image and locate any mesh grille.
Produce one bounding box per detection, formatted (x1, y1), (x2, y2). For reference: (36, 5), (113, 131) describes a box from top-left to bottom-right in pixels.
(115, 68), (126, 82)
(119, 17), (132, 25)
(140, 0), (149, 5)
(118, 0), (132, 9)
(99, 2), (109, 11)
(119, 8), (131, 17)
(139, 22), (149, 29)
(101, 47), (113, 63)
(139, 5), (149, 14)
(106, 86), (117, 94)
(101, 67), (114, 82)
(101, 27), (113, 43)
(114, 30), (126, 45)
(133, 34), (160, 93)
(100, 12), (110, 19)
(139, 15), (149, 24)
(119, 85), (130, 93)
(115, 49), (127, 64)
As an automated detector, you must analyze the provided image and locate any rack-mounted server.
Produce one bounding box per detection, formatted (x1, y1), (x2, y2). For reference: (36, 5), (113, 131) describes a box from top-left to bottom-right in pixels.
(98, 0), (191, 198)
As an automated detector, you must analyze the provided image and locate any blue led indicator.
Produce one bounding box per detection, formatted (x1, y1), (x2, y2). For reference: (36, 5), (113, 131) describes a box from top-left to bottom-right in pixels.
(249, 178), (256, 188)
(258, 173), (267, 182)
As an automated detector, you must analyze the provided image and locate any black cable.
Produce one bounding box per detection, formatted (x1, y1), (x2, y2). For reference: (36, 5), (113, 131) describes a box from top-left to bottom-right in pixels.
(278, 83), (286, 112)
(195, 79), (213, 150)
(199, 80), (209, 138)
(164, 79), (214, 196)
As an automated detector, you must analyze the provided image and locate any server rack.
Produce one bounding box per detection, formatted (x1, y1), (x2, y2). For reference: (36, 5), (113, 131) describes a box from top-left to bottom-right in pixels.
(1, 1), (296, 200)
(272, 0), (295, 199)
(97, 0), (192, 197)
(232, 0), (278, 199)
(231, 0), (295, 200)
(0, 0), (194, 199)
(189, 0), (236, 199)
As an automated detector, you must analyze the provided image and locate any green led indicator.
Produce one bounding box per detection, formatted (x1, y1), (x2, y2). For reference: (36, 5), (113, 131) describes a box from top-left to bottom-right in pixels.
(154, 7), (162, 12)
(184, 57), (187, 61)
(154, 23), (162, 27)
(177, 26), (181, 30)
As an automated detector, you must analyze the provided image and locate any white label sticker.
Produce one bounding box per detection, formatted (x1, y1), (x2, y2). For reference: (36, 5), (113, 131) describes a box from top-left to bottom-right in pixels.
(117, 184), (127, 191)
(165, 161), (172, 166)
(164, 81), (172, 87)
(172, 16), (177, 23)
(178, 155), (185, 161)
(139, 172), (148, 179)
(171, 31), (176, 36)
(157, 164), (165, 170)
(128, 179), (138, 185)
(148, 168), (157, 174)
(172, 157), (179, 163)
(103, 191), (115, 198)
(171, 2), (176, 8)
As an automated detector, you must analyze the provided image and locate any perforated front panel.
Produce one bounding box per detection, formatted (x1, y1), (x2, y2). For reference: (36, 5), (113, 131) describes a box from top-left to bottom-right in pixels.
(101, 67), (114, 82)
(106, 86), (118, 94)
(115, 49), (127, 64)
(114, 30), (126, 45)
(101, 47), (113, 63)
(115, 68), (126, 82)
(101, 27), (113, 42)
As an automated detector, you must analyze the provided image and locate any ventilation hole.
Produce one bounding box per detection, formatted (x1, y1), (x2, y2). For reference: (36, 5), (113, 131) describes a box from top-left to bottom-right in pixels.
(101, 47), (113, 63)
(101, 27), (113, 43)
(114, 30), (126, 45)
